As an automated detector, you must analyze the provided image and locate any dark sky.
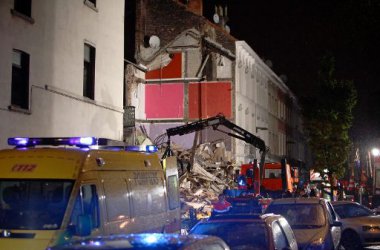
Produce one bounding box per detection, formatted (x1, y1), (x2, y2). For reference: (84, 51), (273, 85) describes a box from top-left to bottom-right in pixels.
(203, 0), (380, 143)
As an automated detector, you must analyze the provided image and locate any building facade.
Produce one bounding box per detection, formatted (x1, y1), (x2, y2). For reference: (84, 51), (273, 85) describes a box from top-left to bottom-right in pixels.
(0, 0), (125, 148)
(125, 0), (309, 168)
(125, 0), (237, 153)
(235, 41), (307, 166)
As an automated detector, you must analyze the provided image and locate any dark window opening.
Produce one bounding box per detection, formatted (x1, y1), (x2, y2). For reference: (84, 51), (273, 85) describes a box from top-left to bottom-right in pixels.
(14, 0), (32, 17)
(83, 44), (95, 100)
(12, 49), (30, 110)
(86, 0), (96, 7)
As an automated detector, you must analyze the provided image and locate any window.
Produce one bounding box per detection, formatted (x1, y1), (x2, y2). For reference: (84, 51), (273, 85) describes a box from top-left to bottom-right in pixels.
(14, 0), (32, 17)
(167, 175), (180, 210)
(0, 179), (74, 230)
(88, 0), (96, 7)
(12, 49), (30, 110)
(83, 44), (95, 100)
(70, 184), (100, 230)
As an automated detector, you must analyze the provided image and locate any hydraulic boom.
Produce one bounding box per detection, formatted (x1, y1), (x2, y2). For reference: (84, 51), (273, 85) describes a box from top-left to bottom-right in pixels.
(163, 115), (268, 174)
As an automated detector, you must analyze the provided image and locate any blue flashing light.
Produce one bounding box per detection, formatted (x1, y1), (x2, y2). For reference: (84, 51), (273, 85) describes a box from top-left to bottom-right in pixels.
(8, 137), (30, 146)
(146, 145), (158, 153)
(69, 137), (96, 146)
(8, 136), (97, 147)
(142, 234), (160, 244)
(125, 145), (158, 153)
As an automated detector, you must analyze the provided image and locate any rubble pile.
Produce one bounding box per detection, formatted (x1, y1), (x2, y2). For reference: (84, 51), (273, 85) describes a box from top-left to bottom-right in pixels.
(162, 140), (239, 220)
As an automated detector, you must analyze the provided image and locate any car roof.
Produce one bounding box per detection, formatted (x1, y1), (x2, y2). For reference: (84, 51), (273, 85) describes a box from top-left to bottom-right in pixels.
(268, 197), (325, 205)
(205, 213), (282, 223)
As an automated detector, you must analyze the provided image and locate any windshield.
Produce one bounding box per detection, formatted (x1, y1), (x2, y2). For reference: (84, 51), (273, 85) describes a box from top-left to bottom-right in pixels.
(191, 221), (268, 250)
(265, 169), (281, 179)
(333, 203), (373, 218)
(0, 179), (74, 230)
(266, 203), (326, 228)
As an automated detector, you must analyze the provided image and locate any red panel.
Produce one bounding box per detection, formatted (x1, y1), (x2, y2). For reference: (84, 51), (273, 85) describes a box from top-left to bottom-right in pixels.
(188, 82), (232, 119)
(145, 83), (184, 119)
(146, 53), (182, 79)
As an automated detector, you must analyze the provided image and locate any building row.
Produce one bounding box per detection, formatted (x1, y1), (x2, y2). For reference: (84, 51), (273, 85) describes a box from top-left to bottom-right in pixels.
(0, 0), (311, 171)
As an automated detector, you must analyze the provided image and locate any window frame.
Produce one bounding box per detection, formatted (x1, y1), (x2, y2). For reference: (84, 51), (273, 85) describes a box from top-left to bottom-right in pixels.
(11, 0), (34, 23)
(11, 49), (30, 111)
(84, 0), (98, 12)
(83, 43), (96, 100)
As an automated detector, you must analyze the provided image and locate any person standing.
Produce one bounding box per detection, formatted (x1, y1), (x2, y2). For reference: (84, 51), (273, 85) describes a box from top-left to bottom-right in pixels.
(212, 194), (232, 213)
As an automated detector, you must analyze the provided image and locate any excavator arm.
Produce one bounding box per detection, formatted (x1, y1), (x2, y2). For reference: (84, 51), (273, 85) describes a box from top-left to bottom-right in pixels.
(163, 115), (268, 173)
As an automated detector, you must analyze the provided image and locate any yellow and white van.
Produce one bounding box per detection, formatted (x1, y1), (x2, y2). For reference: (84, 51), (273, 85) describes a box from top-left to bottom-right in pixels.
(0, 137), (181, 250)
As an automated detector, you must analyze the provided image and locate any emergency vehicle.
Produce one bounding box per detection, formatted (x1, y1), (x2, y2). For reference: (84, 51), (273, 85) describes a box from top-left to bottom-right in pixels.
(261, 160), (299, 198)
(0, 137), (181, 250)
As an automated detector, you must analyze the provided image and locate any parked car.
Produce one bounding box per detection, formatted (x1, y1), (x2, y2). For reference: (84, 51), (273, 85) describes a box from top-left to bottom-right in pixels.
(46, 233), (230, 250)
(189, 213), (298, 250)
(332, 200), (380, 249)
(265, 197), (342, 250)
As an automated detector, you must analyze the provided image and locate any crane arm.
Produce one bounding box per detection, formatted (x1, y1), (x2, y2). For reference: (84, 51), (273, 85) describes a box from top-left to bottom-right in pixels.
(164, 115), (268, 161)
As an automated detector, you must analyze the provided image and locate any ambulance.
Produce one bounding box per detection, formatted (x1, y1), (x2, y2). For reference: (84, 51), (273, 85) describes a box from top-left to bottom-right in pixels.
(0, 137), (181, 250)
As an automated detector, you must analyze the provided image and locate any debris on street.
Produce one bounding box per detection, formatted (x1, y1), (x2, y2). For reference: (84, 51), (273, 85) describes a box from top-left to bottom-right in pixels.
(159, 139), (239, 225)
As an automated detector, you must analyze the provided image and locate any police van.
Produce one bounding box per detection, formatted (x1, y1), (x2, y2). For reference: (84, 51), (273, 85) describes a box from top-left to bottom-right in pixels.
(0, 137), (181, 250)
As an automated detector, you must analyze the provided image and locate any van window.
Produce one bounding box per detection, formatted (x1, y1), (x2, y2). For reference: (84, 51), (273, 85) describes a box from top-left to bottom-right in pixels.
(0, 179), (73, 230)
(102, 178), (130, 221)
(167, 175), (180, 210)
(70, 184), (99, 229)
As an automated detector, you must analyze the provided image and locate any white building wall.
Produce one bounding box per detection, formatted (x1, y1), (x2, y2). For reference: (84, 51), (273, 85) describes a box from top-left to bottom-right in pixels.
(0, 0), (125, 148)
(236, 41), (303, 164)
(235, 41), (268, 164)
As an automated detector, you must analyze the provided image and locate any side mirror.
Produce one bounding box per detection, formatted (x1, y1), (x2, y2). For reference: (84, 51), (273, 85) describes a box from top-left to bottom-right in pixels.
(76, 214), (92, 236)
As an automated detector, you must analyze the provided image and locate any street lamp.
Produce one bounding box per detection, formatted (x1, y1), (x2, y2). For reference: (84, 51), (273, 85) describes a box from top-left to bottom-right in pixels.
(371, 147), (380, 199)
(372, 148), (380, 157)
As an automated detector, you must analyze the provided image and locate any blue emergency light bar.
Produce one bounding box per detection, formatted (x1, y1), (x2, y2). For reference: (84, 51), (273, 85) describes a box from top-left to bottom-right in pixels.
(8, 137), (98, 147)
(125, 145), (158, 153)
(8, 137), (158, 153)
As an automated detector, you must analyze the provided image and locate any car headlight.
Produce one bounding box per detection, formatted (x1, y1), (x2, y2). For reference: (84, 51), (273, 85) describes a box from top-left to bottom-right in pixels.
(363, 225), (380, 232)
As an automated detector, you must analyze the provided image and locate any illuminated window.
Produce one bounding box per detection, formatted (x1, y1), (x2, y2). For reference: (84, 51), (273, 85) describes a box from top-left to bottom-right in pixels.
(83, 44), (95, 100)
(12, 49), (30, 109)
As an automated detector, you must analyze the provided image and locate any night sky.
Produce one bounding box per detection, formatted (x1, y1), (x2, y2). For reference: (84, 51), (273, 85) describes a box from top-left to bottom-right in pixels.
(203, 0), (380, 144)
